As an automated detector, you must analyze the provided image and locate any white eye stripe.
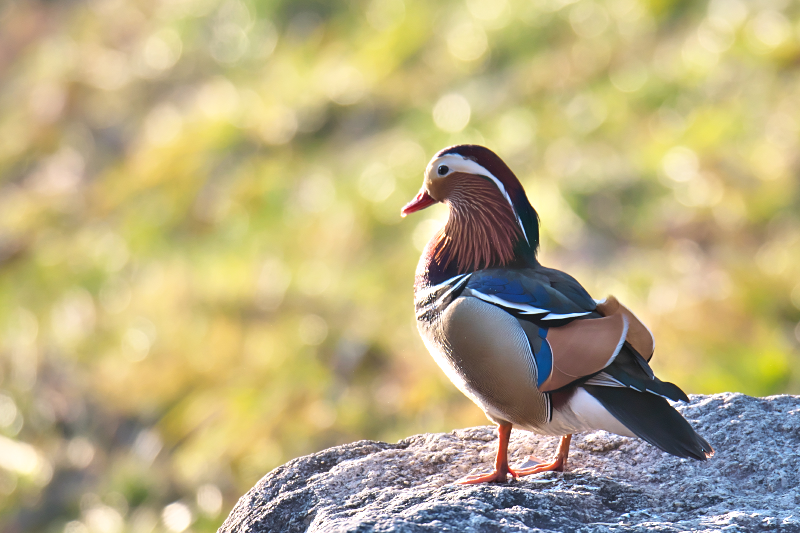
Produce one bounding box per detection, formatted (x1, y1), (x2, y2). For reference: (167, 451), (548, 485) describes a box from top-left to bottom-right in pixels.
(428, 154), (529, 245)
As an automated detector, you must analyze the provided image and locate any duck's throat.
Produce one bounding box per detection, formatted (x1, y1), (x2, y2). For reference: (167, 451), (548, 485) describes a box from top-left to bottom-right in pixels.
(431, 180), (522, 274)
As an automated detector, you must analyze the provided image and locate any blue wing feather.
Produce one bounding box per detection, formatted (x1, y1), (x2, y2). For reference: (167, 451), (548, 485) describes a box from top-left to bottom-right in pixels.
(534, 327), (552, 388)
(497, 293), (534, 303)
(465, 267), (596, 324)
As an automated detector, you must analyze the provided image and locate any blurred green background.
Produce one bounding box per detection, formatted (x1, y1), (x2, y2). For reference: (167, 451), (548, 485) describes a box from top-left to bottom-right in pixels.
(1, 0), (800, 531)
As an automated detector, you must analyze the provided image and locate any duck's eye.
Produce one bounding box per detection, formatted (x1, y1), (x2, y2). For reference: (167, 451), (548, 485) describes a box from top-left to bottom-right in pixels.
(437, 165), (449, 176)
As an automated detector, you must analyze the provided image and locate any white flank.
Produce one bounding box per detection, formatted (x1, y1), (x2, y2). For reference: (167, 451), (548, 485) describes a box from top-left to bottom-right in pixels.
(568, 388), (636, 437)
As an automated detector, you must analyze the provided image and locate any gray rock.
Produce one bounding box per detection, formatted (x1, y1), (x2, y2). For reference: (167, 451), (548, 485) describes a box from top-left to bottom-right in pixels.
(219, 393), (800, 532)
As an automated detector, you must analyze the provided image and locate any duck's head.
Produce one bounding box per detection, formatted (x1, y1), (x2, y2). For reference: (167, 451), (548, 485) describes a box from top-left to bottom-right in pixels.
(402, 145), (540, 271)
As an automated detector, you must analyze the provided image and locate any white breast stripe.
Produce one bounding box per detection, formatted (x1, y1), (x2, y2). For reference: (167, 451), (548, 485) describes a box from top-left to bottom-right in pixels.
(545, 392), (552, 422)
(433, 273), (472, 307)
(415, 273), (470, 303)
(471, 290), (549, 315)
(540, 311), (591, 321)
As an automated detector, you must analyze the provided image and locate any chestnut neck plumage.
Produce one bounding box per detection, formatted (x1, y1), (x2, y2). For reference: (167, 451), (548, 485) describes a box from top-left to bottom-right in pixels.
(416, 175), (539, 287)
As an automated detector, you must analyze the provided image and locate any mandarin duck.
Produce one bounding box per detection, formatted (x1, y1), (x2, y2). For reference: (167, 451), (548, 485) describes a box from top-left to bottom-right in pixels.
(401, 144), (713, 484)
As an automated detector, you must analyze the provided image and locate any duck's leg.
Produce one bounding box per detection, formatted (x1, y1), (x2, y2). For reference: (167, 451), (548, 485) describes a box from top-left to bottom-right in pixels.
(515, 434), (572, 476)
(457, 423), (517, 484)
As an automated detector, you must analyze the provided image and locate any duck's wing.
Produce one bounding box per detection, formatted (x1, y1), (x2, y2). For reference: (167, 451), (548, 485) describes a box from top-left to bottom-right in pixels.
(463, 267), (664, 396)
(464, 267), (596, 324)
(464, 267), (713, 460)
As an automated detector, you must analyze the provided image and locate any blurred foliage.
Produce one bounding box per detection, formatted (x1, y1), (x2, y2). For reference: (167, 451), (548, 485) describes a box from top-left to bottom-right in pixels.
(1, 0), (800, 530)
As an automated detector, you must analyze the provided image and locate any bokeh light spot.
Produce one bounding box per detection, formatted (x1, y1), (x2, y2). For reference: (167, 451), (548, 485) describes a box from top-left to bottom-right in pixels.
(0, 395), (17, 428)
(747, 10), (791, 51)
(323, 65), (367, 106)
(446, 22), (488, 61)
(64, 521), (89, 533)
(259, 106), (298, 145)
(196, 484), (223, 517)
(467, 0), (508, 22)
(708, 0), (747, 27)
(412, 217), (445, 252)
(359, 163), (396, 203)
(609, 62), (648, 93)
(142, 29), (182, 73)
(162, 502), (192, 533)
(569, 2), (609, 38)
(662, 146), (699, 182)
(256, 258), (292, 311)
(66, 437), (96, 469)
(196, 77), (240, 119)
(144, 104), (183, 146)
(298, 314), (329, 346)
(791, 284), (800, 311)
(366, 0), (405, 30)
(433, 94), (471, 133)
(296, 172), (336, 213)
(85, 505), (123, 533)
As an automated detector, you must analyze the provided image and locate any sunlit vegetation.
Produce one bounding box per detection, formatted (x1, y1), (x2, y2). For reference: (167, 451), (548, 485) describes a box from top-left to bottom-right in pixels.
(1, 0), (799, 531)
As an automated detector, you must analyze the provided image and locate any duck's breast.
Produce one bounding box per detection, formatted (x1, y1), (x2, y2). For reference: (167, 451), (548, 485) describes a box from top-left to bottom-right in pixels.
(420, 296), (549, 427)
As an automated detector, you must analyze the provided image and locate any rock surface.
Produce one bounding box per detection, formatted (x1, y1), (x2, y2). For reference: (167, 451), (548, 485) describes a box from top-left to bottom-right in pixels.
(219, 393), (800, 532)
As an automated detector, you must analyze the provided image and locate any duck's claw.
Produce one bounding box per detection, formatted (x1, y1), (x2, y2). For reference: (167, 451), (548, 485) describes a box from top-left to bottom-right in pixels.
(514, 456), (565, 476)
(455, 423), (517, 485)
(516, 455), (547, 471)
(456, 466), (518, 484)
(515, 434), (572, 477)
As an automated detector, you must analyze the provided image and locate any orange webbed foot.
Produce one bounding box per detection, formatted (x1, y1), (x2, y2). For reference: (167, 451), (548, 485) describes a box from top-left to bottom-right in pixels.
(456, 466), (518, 484)
(456, 423), (517, 485)
(515, 434), (572, 477)
(514, 456), (566, 476)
